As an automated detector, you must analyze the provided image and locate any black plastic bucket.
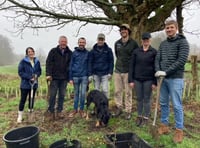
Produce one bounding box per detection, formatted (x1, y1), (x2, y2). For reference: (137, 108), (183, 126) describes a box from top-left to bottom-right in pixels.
(49, 138), (81, 148)
(3, 126), (40, 148)
(105, 132), (152, 148)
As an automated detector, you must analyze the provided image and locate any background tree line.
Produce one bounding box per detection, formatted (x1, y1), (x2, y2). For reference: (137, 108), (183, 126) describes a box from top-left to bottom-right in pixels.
(0, 34), (46, 66)
(1, 31), (200, 66)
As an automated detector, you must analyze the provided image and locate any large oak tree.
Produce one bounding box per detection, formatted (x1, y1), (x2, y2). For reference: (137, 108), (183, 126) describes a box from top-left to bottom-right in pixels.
(0, 0), (197, 42)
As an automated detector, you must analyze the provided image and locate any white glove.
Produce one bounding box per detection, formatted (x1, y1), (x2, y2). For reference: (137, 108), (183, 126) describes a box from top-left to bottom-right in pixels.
(89, 76), (93, 82)
(107, 74), (112, 80)
(155, 71), (166, 77)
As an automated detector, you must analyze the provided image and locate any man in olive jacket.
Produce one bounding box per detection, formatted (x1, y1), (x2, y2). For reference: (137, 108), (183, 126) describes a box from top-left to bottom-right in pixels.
(46, 36), (72, 120)
(113, 24), (138, 120)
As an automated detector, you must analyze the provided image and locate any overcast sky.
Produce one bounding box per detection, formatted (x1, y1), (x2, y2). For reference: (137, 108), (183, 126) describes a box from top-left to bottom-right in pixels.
(0, 5), (200, 56)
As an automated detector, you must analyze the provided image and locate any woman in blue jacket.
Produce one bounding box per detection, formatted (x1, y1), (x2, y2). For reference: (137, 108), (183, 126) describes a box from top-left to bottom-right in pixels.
(17, 47), (42, 123)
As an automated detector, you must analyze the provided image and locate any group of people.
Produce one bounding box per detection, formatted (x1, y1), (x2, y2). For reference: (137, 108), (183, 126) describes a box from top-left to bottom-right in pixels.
(17, 20), (189, 143)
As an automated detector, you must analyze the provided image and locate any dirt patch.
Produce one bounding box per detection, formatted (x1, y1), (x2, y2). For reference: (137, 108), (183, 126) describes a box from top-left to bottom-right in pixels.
(0, 74), (19, 80)
(1, 98), (200, 147)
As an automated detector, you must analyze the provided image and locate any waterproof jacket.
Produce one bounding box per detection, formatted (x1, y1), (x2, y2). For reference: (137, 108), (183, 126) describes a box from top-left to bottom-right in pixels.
(155, 34), (189, 78)
(69, 47), (89, 80)
(89, 43), (114, 76)
(46, 45), (72, 81)
(128, 46), (157, 84)
(18, 56), (42, 89)
(115, 38), (138, 73)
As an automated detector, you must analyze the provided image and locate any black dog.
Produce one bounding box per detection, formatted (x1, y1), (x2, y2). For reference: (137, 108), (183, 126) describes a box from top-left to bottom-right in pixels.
(86, 90), (110, 127)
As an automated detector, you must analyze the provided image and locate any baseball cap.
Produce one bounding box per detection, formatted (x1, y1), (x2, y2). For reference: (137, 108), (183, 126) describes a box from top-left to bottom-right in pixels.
(97, 33), (105, 39)
(120, 24), (131, 31)
(142, 32), (151, 40)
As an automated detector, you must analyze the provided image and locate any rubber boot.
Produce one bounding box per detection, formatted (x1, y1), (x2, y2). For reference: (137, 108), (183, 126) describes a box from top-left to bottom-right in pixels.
(17, 111), (23, 123)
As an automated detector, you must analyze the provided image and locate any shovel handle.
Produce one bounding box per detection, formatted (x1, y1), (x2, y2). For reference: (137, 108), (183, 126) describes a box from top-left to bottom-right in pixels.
(46, 80), (51, 100)
(152, 76), (164, 126)
(29, 81), (36, 111)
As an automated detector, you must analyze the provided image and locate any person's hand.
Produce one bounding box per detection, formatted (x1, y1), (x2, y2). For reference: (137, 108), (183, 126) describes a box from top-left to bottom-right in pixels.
(129, 82), (135, 88)
(31, 74), (37, 83)
(46, 76), (52, 81)
(155, 71), (166, 77)
(108, 74), (112, 80)
(152, 84), (156, 90)
(69, 80), (73, 85)
(88, 76), (93, 82)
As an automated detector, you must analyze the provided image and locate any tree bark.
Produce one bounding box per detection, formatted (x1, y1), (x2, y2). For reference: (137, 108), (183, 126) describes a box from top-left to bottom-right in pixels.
(176, 4), (184, 34)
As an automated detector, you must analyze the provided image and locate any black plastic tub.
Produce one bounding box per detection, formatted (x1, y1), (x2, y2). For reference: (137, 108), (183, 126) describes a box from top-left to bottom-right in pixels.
(49, 138), (81, 148)
(105, 132), (152, 148)
(3, 126), (40, 148)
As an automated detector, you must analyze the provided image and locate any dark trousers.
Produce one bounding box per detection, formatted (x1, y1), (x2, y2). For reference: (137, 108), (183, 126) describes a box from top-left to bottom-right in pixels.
(19, 88), (37, 111)
(134, 80), (153, 117)
(48, 80), (67, 113)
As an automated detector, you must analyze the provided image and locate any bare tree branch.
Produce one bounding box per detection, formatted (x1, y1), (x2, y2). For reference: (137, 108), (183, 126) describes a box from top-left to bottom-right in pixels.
(0, 0), (199, 42)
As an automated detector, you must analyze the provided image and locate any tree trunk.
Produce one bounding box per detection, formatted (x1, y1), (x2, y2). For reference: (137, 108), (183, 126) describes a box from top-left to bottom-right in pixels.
(176, 4), (184, 34)
(190, 55), (198, 100)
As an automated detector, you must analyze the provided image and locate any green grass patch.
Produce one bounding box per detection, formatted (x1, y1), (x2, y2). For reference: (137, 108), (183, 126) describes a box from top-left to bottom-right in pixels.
(1, 64), (200, 148)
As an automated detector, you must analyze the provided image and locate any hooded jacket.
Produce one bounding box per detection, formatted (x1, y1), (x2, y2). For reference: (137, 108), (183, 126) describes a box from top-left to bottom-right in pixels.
(89, 43), (114, 76)
(18, 56), (42, 89)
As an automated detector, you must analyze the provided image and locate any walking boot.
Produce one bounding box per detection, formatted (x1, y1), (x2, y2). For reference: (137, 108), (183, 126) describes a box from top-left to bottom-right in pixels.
(135, 116), (143, 126)
(173, 128), (183, 143)
(56, 111), (65, 119)
(45, 111), (55, 121)
(68, 110), (78, 118)
(79, 110), (86, 118)
(17, 111), (23, 123)
(141, 117), (149, 126)
(158, 123), (170, 135)
(124, 112), (131, 120)
(112, 107), (122, 117)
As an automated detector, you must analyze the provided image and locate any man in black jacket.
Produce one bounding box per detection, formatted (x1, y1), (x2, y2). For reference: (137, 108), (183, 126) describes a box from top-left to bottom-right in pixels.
(46, 35), (72, 120)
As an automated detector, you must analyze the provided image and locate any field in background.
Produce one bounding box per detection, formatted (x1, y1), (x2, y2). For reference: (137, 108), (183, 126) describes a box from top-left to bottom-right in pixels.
(0, 64), (200, 148)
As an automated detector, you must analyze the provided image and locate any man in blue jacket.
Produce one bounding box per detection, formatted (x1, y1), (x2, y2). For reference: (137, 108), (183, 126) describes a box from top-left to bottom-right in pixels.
(68, 37), (89, 118)
(89, 33), (114, 98)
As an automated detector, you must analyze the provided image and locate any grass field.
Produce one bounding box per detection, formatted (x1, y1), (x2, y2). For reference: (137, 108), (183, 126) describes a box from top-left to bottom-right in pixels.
(0, 64), (200, 148)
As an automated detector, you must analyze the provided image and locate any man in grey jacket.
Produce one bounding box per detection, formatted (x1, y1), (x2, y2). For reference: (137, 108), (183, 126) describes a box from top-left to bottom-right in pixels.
(155, 20), (189, 143)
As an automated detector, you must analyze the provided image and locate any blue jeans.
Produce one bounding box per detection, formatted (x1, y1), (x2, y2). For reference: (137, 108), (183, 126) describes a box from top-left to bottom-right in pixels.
(160, 78), (184, 129)
(93, 75), (109, 98)
(73, 76), (88, 110)
(48, 80), (67, 113)
(134, 80), (153, 117)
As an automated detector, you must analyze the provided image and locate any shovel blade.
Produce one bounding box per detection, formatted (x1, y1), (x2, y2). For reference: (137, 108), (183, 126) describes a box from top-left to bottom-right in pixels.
(27, 112), (35, 123)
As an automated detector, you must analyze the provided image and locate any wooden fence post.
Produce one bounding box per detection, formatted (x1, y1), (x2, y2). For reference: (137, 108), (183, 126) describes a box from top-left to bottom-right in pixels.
(190, 55), (198, 100)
